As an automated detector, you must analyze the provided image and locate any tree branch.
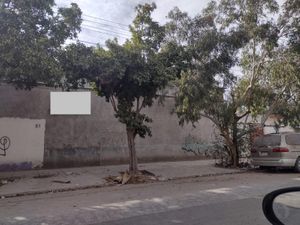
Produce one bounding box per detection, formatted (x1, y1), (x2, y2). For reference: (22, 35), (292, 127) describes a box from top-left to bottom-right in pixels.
(110, 96), (117, 112)
(241, 48), (268, 104)
(199, 112), (220, 128)
(260, 84), (289, 126)
(137, 97), (145, 113)
(237, 125), (256, 139)
(136, 97), (140, 113)
(236, 110), (251, 120)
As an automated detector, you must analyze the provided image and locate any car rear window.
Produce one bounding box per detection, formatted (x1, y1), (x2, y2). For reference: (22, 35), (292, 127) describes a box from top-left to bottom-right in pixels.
(285, 134), (300, 145)
(254, 135), (281, 147)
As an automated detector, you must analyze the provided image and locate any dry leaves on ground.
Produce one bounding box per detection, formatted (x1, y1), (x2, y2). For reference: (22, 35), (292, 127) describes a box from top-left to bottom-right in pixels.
(104, 170), (159, 185)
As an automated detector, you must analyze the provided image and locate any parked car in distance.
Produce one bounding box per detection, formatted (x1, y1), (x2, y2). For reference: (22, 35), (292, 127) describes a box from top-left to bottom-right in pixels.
(251, 132), (300, 171)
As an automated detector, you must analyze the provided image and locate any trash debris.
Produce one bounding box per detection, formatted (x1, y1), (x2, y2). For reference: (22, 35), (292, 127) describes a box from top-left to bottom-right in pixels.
(52, 180), (71, 184)
(104, 170), (159, 185)
(33, 163), (43, 169)
(65, 172), (73, 175)
(139, 170), (156, 177)
(0, 180), (8, 185)
(33, 174), (55, 179)
(121, 171), (131, 185)
(157, 176), (167, 181)
(0, 177), (17, 186)
(64, 171), (80, 176)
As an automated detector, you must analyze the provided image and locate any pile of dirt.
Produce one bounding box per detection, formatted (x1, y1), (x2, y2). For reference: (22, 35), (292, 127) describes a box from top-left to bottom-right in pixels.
(104, 170), (159, 185)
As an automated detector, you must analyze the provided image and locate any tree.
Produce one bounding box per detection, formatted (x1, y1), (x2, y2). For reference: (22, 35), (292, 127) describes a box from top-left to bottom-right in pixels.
(92, 3), (170, 174)
(264, 0), (300, 127)
(235, 0), (300, 130)
(167, 0), (297, 167)
(280, 0), (300, 54)
(0, 0), (82, 89)
(59, 42), (99, 90)
(258, 50), (300, 128)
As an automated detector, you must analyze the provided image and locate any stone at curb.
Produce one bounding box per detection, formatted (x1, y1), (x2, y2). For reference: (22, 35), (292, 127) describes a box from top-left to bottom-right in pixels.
(0, 170), (245, 199)
(0, 180), (8, 185)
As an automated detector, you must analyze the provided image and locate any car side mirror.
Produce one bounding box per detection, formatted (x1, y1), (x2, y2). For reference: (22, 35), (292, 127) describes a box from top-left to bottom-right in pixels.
(262, 187), (300, 225)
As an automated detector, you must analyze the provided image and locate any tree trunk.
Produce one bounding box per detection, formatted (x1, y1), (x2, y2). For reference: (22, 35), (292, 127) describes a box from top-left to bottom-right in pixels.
(221, 127), (239, 168)
(232, 119), (239, 167)
(231, 145), (239, 167)
(126, 127), (138, 175)
(226, 141), (238, 167)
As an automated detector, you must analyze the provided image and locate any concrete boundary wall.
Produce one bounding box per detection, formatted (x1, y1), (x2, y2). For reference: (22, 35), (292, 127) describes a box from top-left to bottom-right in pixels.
(0, 117), (45, 170)
(0, 84), (216, 169)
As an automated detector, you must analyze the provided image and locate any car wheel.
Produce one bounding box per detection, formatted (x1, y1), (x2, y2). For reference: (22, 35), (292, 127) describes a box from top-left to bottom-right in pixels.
(260, 166), (275, 171)
(294, 157), (300, 172)
(259, 166), (268, 170)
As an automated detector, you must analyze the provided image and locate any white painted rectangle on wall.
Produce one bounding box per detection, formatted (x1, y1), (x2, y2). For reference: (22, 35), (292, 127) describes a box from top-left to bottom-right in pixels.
(0, 118), (45, 169)
(50, 92), (91, 115)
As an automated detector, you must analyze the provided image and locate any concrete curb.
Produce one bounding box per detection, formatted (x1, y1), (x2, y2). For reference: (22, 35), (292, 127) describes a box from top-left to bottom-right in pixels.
(0, 169), (247, 199)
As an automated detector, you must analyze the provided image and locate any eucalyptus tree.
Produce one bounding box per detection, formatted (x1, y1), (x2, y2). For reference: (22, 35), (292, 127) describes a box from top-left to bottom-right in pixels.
(266, 0), (300, 127)
(168, 0), (293, 167)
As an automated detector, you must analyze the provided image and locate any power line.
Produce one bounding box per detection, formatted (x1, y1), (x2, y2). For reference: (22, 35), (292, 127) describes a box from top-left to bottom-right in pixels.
(82, 27), (129, 39)
(78, 40), (101, 46)
(83, 14), (129, 28)
(81, 24), (131, 37)
(55, 5), (130, 29)
(82, 18), (131, 33)
(66, 39), (99, 46)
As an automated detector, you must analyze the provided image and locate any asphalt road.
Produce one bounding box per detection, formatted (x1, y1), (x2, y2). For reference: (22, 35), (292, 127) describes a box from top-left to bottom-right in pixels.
(98, 198), (265, 225)
(1, 169), (300, 225)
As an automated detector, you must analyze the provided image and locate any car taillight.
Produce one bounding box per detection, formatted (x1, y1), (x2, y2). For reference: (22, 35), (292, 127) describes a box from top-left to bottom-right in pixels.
(272, 147), (289, 152)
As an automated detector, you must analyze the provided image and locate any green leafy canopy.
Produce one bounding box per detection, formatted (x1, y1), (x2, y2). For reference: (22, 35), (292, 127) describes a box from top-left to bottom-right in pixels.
(91, 3), (172, 138)
(0, 0), (82, 89)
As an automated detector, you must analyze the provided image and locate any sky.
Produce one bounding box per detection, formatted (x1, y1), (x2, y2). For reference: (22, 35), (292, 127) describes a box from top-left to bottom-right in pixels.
(56, 0), (285, 47)
(56, 0), (212, 46)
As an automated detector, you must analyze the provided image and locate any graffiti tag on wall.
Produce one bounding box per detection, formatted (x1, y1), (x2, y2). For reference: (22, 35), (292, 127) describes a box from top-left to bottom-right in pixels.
(182, 135), (214, 156)
(0, 136), (11, 156)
